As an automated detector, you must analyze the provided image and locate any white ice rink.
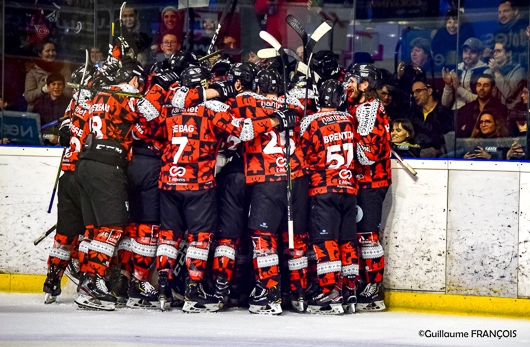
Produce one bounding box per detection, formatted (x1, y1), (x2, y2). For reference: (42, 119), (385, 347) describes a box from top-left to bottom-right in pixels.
(0, 293), (529, 347)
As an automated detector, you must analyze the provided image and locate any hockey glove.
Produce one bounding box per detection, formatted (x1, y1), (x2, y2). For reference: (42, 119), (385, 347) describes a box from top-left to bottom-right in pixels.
(58, 118), (71, 147)
(270, 108), (298, 132)
(152, 71), (180, 90)
(208, 81), (237, 101)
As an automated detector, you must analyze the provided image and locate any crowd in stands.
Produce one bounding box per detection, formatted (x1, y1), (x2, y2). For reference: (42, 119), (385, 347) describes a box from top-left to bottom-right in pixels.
(0, 0), (529, 160)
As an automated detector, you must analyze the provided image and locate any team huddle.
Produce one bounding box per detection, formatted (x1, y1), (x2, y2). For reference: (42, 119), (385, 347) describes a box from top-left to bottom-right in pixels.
(42, 41), (391, 316)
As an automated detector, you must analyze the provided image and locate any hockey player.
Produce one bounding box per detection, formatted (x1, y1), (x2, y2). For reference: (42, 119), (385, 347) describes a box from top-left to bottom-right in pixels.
(299, 79), (360, 315)
(43, 65), (95, 304)
(345, 64), (392, 312)
(155, 65), (294, 313)
(240, 69), (309, 315)
(74, 57), (166, 311)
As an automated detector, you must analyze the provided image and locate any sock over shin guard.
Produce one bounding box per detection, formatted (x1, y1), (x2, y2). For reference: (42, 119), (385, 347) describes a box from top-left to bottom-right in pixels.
(79, 225), (97, 273)
(132, 224), (159, 281)
(86, 226), (123, 276)
(358, 231), (385, 283)
(251, 231), (280, 289)
(186, 232), (213, 282)
(212, 238), (237, 282)
(340, 240), (360, 288)
(47, 233), (73, 276)
(156, 229), (181, 278)
(117, 223), (137, 274)
(282, 232), (308, 294)
(312, 240), (341, 294)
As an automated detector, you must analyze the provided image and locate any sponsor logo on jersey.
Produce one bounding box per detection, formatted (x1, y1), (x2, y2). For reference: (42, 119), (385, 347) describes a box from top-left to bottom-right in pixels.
(172, 124), (195, 133)
(169, 166), (187, 177)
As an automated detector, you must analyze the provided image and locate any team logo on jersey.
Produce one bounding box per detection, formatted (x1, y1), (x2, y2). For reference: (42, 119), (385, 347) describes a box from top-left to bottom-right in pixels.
(276, 157), (286, 167)
(356, 205), (363, 223)
(339, 169), (352, 179)
(169, 166), (187, 177)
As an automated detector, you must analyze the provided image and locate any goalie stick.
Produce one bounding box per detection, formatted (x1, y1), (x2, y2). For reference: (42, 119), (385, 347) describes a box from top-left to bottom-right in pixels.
(258, 30), (295, 249)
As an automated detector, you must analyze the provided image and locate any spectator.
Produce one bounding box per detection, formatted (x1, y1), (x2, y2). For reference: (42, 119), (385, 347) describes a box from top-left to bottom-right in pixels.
(375, 81), (401, 121)
(456, 74), (508, 137)
(120, 5), (151, 66)
(155, 33), (181, 62)
(485, 41), (526, 109)
(431, 8), (475, 72)
(390, 118), (421, 158)
(396, 37), (432, 93)
(89, 44), (106, 67)
(151, 6), (184, 59)
(463, 109), (509, 160)
(193, 12), (218, 55)
(403, 80), (453, 157)
(32, 72), (70, 145)
(441, 38), (489, 110)
(506, 87), (528, 159)
(24, 40), (71, 112)
(483, 1), (529, 68)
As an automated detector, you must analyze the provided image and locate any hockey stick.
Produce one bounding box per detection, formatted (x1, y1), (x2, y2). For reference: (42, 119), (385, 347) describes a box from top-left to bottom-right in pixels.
(259, 30), (295, 249)
(257, 48), (301, 62)
(207, 0), (236, 54)
(34, 224), (57, 246)
(67, 83), (144, 98)
(41, 115), (69, 130)
(391, 148), (417, 176)
(286, 14), (308, 62)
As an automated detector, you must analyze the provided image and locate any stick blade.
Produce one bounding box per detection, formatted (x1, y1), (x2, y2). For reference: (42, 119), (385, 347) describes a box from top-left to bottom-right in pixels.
(306, 21), (333, 53)
(257, 48), (279, 59)
(285, 14), (308, 43)
(259, 31), (282, 51)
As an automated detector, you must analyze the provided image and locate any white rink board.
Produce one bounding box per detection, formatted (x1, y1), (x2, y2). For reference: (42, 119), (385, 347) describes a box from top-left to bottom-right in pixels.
(446, 169), (519, 297)
(382, 167), (447, 292)
(2, 148), (530, 300)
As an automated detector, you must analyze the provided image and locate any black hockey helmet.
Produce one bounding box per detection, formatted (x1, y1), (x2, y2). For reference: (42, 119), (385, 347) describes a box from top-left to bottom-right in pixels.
(115, 57), (146, 85)
(71, 64), (96, 86)
(169, 51), (199, 75)
(318, 79), (344, 109)
(347, 63), (381, 88)
(211, 56), (233, 78)
(180, 65), (212, 88)
(228, 62), (259, 90)
(289, 72), (312, 91)
(312, 50), (339, 77)
(255, 68), (283, 94)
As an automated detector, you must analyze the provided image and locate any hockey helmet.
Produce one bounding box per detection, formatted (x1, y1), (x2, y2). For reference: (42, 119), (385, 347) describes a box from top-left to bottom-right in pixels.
(347, 63), (381, 88)
(71, 64), (96, 86)
(211, 56), (234, 78)
(180, 66), (212, 88)
(228, 62), (259, 90)
(115, 57), (146, 85)
(255, 68), (283, 94)
(312, 50), (339, 76)
(318, 79), (344, 109)
(169, 51), (199, 75)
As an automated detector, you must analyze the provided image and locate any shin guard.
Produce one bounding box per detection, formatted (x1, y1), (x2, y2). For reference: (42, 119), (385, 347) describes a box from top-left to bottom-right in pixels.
(132, 224), (159, 281)
(340, 241), (360, 289)
(47, 233), (72, 277)
(79, 225), (96, 273)
(86, 226), (123, 277)
(251, 231), (280, 289)
(117, 223), (137, 274)
(282, 232), (308, 294)
(312, 240), (341, 294)
(186, 232), (213, 282)
(156, 229), (181, 278)
(358, 231), (385, 283)
(212, 238), (237, 282)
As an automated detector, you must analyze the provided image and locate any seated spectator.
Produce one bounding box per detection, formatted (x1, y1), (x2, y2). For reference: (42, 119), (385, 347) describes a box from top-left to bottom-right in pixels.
(432, 8), (475, 72)
(89, 43), (106, 67)
(375, 81), (400, 121)
(441, 38), (489, 110)
(390, 118), (421, 158)
(506, 87), (528, 160)
(485, 41), (526, 109)
(463, 109), (509, 160)
(456, 74), (508, 137)
(402, 80), (454, 157)
(156, 33), (181, 62)
(33, 72), (70, 145)
(396, 38), (432, 92)
(151, 6), (184, 59)
(24, 40), (71, 112)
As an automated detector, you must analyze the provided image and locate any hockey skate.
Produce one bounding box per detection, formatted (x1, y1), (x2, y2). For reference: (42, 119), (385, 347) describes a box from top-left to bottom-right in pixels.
(110, 273), (129, 308)
(248, 284), (282, 315)
(43, 267), (62, 304)
(64, 259), (81, 286)
(357, 282), (386, 312)
(213, 275), (230, 309)
(126, 278), (159, 309)
(182, 280), (221, 313)
(307, 287), (344, 315)
(342, 286), (357, 314)
(75, 274), (117, 311)
(157, 271), (172, 311)
(290, 289), (307, 313)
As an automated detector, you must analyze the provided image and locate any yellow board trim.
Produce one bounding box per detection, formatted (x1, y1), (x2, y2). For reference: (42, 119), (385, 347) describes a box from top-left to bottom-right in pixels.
(1, 275), (529, 319)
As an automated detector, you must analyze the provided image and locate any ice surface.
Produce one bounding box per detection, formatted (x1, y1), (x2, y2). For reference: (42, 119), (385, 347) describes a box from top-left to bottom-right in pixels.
(0, 293), (529, 347)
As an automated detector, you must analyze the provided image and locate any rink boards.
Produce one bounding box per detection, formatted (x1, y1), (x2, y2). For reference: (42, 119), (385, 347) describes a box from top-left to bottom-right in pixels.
(1, 146), (530, 317)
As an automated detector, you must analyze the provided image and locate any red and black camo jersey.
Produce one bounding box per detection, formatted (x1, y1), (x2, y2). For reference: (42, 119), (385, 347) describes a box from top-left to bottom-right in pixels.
(231, 92), (305, 184)
(347, 98), (392, 189)
(287, 88), (318, 116)
(299, 111), (359, 196)
(159, 99), (275, 191)
(61, 89), (93, 172)
(87, 83), (165, 154)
